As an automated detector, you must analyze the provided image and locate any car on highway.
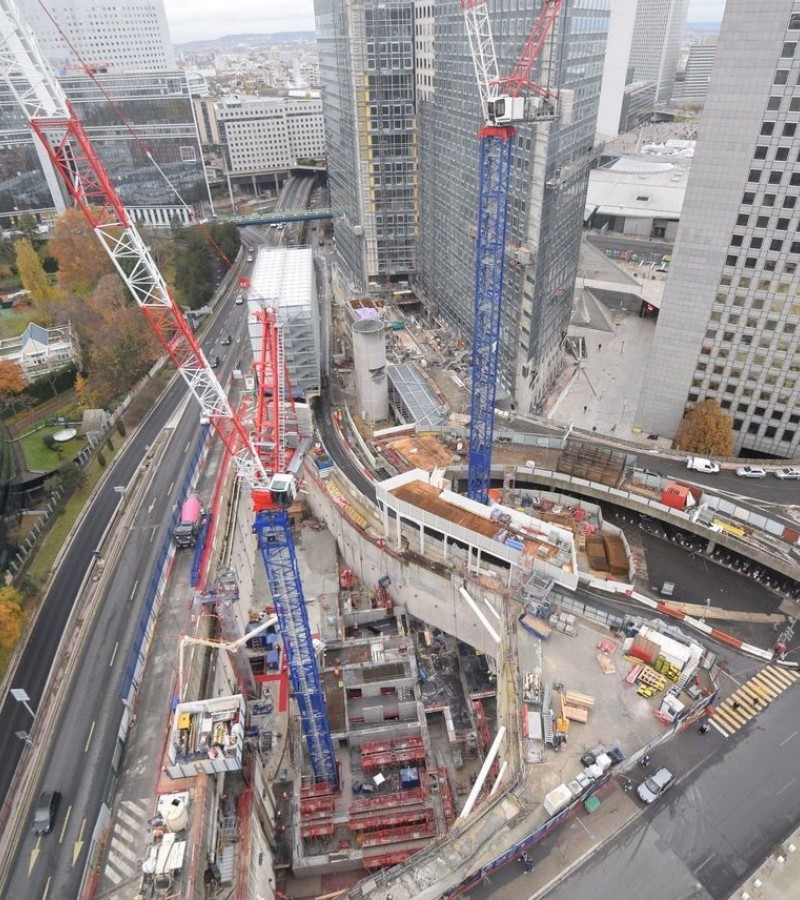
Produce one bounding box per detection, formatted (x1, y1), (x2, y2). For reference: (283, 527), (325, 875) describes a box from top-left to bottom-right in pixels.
(736, 466), (767, 478)
(774, 467), (800, 480)
(686, 457), (719, 473)
(32, 790), (60, 835)
(637, 767), (674, 804)
(247, 254), (254, 262)
(235, 293), (245, 306)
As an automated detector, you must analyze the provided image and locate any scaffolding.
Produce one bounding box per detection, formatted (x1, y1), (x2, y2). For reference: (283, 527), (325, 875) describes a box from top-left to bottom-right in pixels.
(360, 737), (426, 772)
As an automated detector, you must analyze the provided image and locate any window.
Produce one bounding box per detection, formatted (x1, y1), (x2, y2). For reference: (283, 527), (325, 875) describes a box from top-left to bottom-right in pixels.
(748, 169), (762, 182)
(777, 217), (790, 229)
(784, 196), (796, 209)
(743, 191), (756, 205)
(768, 96), (782, 110)
(754, 145), (768, 160)
(791, 97), (800, 111)
(775, 70), (789, 85)
(764, 194), (776, 206)
(750, 237), (763, 249)
(726, 254), (738, 266)
(765, 426), (778, 439)
(731, 235), (743, 247)
(761, 122), (775, 136)
(776, 147), (790, 161)
(784, 123), (797, 137)
(772, 238), (785, 251)
(770, 170), (784, 184)
(745, 257), (757, 268)
(737, 214), (750, 226)
(783, 42), (798, 58)
(756, 215), (769, 228)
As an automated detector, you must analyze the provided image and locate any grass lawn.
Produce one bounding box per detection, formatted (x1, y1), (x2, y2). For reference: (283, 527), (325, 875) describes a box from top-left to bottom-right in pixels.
(16, 424), (88, 473)
(0, 306), (31, 340)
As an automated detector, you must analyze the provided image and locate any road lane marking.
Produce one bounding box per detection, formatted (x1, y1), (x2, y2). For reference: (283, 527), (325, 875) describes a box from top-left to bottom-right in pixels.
(29, 837), (41, 874)
(42, 876), (51, 899)
(780, 730), (798, 747)
(168, 481), (174, 495)
(777, 777), (797, 796)
(84, 720), (96, 752)
(110, 641), (119, 667)
(148, 499), (155, 515)
(59, 805), (72, 844)
(696, 853), (715, 872)
(184, 440), (190, 453)
(72, 818), (86, 866)
(129, 579), (138, 601)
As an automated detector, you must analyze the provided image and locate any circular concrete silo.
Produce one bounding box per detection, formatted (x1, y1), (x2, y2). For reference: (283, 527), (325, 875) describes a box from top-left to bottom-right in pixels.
(351, 318), (389, 423)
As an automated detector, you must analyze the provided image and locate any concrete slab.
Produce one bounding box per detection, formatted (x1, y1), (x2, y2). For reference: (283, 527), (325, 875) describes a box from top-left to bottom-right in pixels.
(516, 606), (665, 802)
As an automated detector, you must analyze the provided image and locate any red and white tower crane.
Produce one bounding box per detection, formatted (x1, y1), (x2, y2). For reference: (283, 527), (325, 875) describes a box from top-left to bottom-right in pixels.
(461, 0), (565, 504)
(0, 0), (338, 786)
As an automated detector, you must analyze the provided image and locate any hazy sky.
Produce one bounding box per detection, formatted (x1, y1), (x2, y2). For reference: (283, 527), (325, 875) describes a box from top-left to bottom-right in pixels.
(164, 0), (727, 46)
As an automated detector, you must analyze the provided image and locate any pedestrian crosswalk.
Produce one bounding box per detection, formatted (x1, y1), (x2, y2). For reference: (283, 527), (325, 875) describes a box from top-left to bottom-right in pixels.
(103, 797), (152, 890)
(710, 664), (799, 737)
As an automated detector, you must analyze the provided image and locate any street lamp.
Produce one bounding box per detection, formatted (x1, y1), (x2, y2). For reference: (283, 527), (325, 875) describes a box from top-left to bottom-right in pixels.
(10, 688), (36, 719)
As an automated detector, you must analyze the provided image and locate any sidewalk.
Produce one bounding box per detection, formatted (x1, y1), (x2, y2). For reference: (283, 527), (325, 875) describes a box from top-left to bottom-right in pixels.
(733, 823), (800, 900)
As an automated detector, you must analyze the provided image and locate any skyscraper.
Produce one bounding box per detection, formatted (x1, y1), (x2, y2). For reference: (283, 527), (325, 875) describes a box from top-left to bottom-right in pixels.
(314, 0), (417, 294)
(0, 0), (210, 226)
(628, 0), (689, 103)
(637, 1), (800, 457)
(415, 0), (609, 412)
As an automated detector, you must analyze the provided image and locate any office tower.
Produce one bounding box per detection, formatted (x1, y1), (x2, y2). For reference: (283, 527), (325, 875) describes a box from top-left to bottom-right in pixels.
(415, 1), (610, 412)
(637, 1), (800, 457)
(314, 0), (417, 294)
(674, 41), (717, 106)
(0, 0), (209, 226)
(628, 0), (689, 103)
(597, 0), (638, 142)
(17, 0), (175, 74)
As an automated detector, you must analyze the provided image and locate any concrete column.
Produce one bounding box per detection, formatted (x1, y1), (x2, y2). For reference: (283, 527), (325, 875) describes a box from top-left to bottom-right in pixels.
(419, 522), (425, 556)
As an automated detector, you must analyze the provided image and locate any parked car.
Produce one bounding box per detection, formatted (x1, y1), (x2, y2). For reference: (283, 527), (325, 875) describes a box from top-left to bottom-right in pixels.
(686, 457), (719, 474)
(33, 790), (61, 835)
(736, 466), (767, 478)
(637, 767), (674, 804)
(774, 467), (800, 480)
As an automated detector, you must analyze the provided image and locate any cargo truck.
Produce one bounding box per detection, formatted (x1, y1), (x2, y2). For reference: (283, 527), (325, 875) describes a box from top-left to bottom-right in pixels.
(173, 495), (203, 548)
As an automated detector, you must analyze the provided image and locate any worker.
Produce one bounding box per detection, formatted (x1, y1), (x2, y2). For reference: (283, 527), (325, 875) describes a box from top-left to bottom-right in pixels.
(698, 722), (709, 734)
(640, 754), (651, 768)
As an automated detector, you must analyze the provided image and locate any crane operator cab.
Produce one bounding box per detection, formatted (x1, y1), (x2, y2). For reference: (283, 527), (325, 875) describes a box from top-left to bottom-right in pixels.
(487, 95), (525, 125)
(268, 473), (297, 509)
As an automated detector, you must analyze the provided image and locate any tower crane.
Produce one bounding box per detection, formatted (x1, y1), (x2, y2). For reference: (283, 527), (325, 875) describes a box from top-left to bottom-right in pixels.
(461, 0), (565, 504)
(0, 0), (338, 786)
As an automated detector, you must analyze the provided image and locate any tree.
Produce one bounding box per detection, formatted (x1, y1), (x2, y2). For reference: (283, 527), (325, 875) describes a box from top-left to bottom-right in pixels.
(14, 238), (60, 316)
(15, 212), (39, 241)
(0, 360), (26, 412)
(48, 462), (87, 495)
(675, 399), (735, 456)
(0, 585), (24, 651)
(174, 229), (214, 308)
(49, 208), (114, 295)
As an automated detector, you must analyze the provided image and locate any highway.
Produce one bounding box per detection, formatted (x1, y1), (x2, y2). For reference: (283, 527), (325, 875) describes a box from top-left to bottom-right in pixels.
(0, 282), (251, 897)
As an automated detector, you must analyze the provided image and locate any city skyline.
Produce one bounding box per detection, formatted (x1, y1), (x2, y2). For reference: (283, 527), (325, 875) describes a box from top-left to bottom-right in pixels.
(162, 0), (725, 45)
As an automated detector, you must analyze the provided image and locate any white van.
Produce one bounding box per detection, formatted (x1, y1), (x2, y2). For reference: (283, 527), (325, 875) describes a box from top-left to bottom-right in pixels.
(686, 457), (719, 474)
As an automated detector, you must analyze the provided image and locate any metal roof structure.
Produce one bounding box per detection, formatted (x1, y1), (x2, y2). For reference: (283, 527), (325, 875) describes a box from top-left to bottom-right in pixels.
(387, 363), (447, 431)
(586, 157), (690, 222)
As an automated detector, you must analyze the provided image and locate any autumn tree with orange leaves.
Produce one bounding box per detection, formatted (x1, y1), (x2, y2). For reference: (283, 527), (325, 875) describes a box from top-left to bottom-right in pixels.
(0, 360), (26, 412)
(48, 208), (114, 296)
(0, 586), (25, 651)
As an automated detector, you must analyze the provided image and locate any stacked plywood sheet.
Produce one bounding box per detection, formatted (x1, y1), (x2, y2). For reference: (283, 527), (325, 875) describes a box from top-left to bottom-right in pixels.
(563, 690), (594, 723)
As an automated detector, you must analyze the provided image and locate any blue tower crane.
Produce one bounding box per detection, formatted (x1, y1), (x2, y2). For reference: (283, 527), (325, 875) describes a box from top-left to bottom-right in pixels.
(0, 0), (338, 787)
(462, 0), (565, 504)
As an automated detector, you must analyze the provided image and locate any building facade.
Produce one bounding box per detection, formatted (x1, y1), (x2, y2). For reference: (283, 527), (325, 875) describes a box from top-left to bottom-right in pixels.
(674, 41), (717, 106)
(314, 0), (418, 294)
(637, 1), (800, 457)
(17, 0), (176, 75)
(415, 0), (610, 412)
(2, 0), (210, 225)
(628, 0), (689, 103)
(217, 95), (326, 173)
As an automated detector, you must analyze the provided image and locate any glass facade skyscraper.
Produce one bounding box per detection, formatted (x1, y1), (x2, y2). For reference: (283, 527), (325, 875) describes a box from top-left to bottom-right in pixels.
(415, 0), (609, 412)
(315, 0), (417, 294)
(1, 0), (210, 226)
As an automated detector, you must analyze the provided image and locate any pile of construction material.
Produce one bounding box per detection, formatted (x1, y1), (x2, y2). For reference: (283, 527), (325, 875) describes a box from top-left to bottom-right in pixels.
(584, 533), (628, 576)
(549, 610), (578, 636)
(562, 690), (595, 724)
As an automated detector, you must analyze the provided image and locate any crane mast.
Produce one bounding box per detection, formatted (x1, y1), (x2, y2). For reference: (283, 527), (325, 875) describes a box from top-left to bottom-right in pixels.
(461, 0), (564, 504)
(0, 0), (338, 786)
